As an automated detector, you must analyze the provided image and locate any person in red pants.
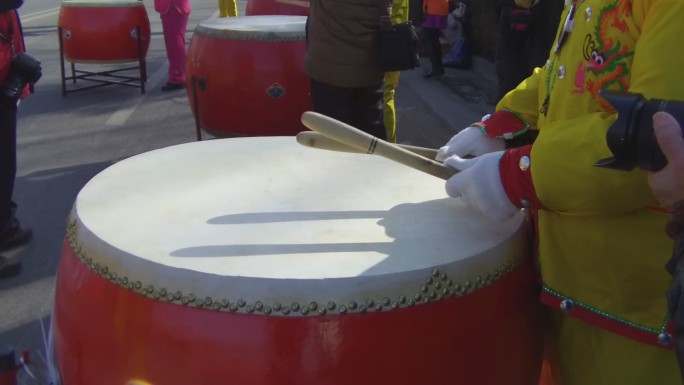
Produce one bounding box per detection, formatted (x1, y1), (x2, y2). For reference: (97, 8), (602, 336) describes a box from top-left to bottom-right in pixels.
(154, 0), (191, 91)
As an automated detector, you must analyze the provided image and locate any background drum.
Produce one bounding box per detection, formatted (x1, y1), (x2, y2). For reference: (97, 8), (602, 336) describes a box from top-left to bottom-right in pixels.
(57, 0), (151, 63)
(53, 137), (543, 385)
(245, 0), (310, 16)
(185, 16), (312, 137)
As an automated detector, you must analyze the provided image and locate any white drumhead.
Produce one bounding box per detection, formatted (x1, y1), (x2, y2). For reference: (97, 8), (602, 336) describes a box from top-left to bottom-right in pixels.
(69, 137), (527, 316)
(61, 0), (144, 7)
(194, 15), (306, 41)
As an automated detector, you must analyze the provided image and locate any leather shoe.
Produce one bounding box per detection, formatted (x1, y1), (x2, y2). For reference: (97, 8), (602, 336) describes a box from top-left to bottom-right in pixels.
(423, 68), (445, 78)
(161, 82), (185, 92)
(0, 256), (21, 279)
(0, 217), (32, 252)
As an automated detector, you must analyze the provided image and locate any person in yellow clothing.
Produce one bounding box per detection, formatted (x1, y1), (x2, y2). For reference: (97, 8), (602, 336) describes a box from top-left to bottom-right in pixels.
(436, 0), (684, 383)
(382, 0), (409, 143)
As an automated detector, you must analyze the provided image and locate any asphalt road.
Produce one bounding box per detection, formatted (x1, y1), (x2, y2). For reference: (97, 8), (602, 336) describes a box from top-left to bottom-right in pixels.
(0, 0), (497, 375)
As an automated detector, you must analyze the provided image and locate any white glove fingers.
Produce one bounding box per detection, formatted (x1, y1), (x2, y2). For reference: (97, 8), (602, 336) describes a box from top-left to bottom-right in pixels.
(445, 173), (465, 198)
(443, 155), (477, 171)
(436, 126), (507, 161)
(436, 127), (477, 161)
(436, 145), (452, 162)
(444, 151), (519, 222)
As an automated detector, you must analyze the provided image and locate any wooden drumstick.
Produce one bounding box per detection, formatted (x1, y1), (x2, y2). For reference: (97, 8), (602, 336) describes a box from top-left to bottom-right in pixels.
(300, 111), (458, 180)
(296, 131), (439, 160)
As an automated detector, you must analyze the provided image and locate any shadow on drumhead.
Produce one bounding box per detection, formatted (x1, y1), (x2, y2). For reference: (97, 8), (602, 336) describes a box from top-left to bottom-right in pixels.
(207, 210), (387, 224)
(170, 198), (522, 277)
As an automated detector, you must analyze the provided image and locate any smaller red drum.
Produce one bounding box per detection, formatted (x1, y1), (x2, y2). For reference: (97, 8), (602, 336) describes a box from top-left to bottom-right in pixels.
(186, 16), (312, 137)
(245, 0), (309, 16)
(58, 0), (151, 63)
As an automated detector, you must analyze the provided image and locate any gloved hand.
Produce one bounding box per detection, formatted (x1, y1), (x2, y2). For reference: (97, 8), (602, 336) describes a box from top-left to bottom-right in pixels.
(444, 151), (519, 222)
(436, 126), (506, 162)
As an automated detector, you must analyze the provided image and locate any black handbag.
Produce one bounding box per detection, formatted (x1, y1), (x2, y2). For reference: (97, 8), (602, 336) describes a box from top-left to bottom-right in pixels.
(377, 0), (420, 72)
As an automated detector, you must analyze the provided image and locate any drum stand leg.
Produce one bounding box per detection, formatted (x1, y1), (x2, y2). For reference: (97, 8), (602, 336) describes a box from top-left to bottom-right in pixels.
(58, 27), (67, 97)
(135, 25), (147, 95)
(57, 25), (147, 96)
(191, 75), (202, 141)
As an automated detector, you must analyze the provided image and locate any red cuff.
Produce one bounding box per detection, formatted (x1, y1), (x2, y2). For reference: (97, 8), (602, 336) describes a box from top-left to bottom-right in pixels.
(499, 145), (544, 209)
(472, 108), (530, 140)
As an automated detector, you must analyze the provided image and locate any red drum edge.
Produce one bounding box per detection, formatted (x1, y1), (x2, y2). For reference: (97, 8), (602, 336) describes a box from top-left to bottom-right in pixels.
(54, 240), (544, 385)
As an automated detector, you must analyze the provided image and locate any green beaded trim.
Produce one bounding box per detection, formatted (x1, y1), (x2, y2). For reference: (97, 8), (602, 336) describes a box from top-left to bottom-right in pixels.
(67, 219), (524, 317)
(471, 123), (488, 135)
(474, 108), (530, 140)
(543, 285), (670, 334)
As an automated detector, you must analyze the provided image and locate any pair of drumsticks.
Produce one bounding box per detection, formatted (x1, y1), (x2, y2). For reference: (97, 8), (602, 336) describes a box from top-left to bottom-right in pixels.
(297, 112), (458, 180)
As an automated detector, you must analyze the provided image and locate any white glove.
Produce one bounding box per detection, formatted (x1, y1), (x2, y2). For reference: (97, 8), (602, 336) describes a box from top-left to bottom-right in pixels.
(436, 126), (506, 161)
(444, 151), (519, 222)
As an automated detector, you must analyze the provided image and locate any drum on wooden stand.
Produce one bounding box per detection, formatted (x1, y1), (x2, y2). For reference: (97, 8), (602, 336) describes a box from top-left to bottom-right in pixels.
(57, 0), (151, 63)
(186, 16), (312, 138)
(52, 137), (544, 385)
(57, 0), (151, 95)
(245, 0), (310, 16)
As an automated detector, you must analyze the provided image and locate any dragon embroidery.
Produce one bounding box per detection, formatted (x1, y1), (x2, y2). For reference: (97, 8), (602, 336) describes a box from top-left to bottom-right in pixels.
(573, 0), (634, 110)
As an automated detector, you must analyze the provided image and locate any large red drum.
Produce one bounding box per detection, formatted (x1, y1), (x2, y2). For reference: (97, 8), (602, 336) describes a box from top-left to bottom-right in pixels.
(245, 0), (309, 16)
(52, 137), (544, 385)
(186, 16), (312, 137)
(58, 0), (151, 63)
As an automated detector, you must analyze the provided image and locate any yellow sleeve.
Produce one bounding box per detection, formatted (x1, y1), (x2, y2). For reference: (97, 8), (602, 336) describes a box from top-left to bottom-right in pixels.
(629, 0), (684, 101)
(531, 0), (684, 215)
(496, 67), (544, 128)
(532, 112), (658, 215)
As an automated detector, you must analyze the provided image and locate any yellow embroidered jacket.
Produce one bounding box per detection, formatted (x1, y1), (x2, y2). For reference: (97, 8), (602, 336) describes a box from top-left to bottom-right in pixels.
(479, 0), (684, 347)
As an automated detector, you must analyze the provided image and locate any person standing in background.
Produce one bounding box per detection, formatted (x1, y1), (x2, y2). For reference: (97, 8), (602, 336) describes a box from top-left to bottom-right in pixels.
(0, 0), (38, 278)
(495, 0), (563, 100)
(421, 0), (449, 78)
(155, 0), (191, 91)
(305, 0), (395, 140)
(437, 0), (684, 382)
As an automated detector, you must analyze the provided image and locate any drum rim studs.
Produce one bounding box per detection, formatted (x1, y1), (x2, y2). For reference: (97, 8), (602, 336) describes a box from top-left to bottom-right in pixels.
(66, 223), (524, 317)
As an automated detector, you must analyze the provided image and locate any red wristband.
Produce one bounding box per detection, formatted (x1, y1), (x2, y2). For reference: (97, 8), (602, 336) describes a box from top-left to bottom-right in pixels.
(472, 108), (530, 140)
(499, 146), (544, 210)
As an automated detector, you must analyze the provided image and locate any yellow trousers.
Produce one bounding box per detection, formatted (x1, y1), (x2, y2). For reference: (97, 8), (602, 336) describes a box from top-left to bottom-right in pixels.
(383, 71), (400, 143)
(218, 0), (237, 17)
(540, 310), (681, 385)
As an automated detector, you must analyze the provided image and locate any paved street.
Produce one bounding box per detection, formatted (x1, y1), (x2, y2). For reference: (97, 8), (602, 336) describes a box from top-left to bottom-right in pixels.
(0, 0), (497, 371)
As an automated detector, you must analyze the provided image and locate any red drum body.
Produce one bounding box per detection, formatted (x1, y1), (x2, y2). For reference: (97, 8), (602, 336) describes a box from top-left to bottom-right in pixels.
(245, 0), (310, 16)
(186, 16), (312, 137)
(53, 138), (544, 385)
(58, 0), (151, 63)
